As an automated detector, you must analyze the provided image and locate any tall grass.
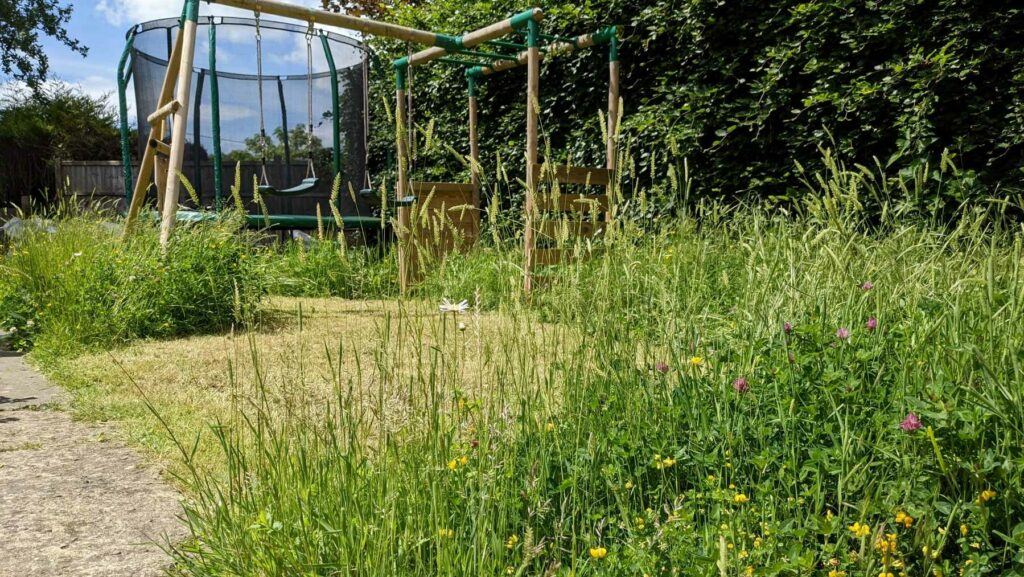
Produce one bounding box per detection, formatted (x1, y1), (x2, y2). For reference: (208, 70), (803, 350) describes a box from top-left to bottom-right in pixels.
(165, 188), (1024, 576)
(0, 209), (263, 358)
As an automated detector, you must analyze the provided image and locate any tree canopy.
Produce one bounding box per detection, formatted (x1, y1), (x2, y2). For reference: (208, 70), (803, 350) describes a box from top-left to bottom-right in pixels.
(0, 0), (86, 89)
(369, 0), (1024, 212)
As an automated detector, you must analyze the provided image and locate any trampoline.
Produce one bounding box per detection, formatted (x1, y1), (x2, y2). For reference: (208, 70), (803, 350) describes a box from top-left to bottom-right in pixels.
(117, 15), (379, 230)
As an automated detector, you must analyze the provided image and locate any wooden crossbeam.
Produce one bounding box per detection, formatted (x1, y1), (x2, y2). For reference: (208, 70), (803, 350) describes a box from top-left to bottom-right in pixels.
(533, 164), (612, 187)
(409, 181), (478, 196)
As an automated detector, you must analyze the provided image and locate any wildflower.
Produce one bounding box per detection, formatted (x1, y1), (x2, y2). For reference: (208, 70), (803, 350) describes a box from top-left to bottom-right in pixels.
(849, 522), (871, 538)
(739, 549), (749, 559)
(878, 572), (894, 577)
(589, 546), (608, 560)
(707, 474), (716, 483)
(505, 534), (519, 549)
(970, 542), (981, 550)
(829, 571), (847, 577)
(655, 455), (677, 469)
(689, 356), (704, 366)
(546, 422), (556, 433)
(458, 322), (467, 332)
(753, 537), (763, 548)
(978, 489), (997, 504)
(439, 298), (469, 314)
(458, 455), (469, 466)
(862, 282), (874, 290)
(895, 511), (914, 528)
(836, 327), (851, 340)
(655, 361), (669, 373)
(900, 413), (922, 432)
(447, 459), (458, 471)
(624, 480), (634, 490)
(744, 566), (754, 577)
(866, 317), (878, 331)
(438, 528), (454, 538)
(733, 377), (750, 393)
(783, 322), (793, 334)
(960, 524), (969, 536)
(733, 493), (750, 504)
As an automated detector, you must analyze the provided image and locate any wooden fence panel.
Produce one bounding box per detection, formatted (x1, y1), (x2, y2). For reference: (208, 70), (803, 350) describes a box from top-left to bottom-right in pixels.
(54, 160), (375, 218)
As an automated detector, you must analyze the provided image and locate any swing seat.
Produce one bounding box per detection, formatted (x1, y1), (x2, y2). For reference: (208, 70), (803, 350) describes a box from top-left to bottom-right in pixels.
(258, 177), (319, 196)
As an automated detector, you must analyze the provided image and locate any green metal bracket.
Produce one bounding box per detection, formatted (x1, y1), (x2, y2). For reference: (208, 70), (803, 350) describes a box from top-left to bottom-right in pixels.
(434, 33), (463, 51)
(467, 73), (477, 98)
(184, 0), (199, 23)
(393, 59), (408, 90)
(510, 9), (538, 30)
(527, 19), (540, 49)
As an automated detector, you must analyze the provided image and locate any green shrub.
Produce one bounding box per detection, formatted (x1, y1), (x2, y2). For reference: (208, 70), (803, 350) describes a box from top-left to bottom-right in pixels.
(0, 215), (263, 357)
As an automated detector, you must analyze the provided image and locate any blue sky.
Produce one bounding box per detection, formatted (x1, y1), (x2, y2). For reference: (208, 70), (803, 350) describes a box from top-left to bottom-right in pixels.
(34, 1), (333, 114)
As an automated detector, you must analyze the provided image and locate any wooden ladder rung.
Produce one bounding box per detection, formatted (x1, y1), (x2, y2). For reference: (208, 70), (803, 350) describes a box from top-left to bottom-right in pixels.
(147, 100), (181, 125)
(535, 193), (608, 214)
(148, 139), (172, 157)
(533, 219), (599, 240)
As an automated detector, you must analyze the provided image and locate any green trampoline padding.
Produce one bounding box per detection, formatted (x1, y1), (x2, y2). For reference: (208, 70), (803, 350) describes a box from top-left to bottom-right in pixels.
(170, 210), (381, 229)
(257, 177), (319, 196)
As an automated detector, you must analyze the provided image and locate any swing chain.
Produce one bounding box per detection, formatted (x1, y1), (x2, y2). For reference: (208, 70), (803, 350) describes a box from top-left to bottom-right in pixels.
(254, 6), (270, 187)
(305, 22), (316, 179)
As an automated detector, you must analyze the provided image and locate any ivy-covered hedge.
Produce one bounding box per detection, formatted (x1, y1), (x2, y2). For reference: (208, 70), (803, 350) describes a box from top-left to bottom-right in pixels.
(370, 0), (1023, 209)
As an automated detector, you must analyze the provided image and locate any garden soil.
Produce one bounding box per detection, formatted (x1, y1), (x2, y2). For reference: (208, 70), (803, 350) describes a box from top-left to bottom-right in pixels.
(0, 348), (183, 576)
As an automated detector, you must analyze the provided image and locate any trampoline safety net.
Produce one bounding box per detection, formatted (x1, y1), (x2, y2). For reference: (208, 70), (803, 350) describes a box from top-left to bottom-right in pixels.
(128, 16), (371, 220)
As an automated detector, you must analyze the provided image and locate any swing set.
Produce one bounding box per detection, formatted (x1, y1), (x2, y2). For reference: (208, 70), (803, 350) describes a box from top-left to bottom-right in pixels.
(122, 0), (620, 295)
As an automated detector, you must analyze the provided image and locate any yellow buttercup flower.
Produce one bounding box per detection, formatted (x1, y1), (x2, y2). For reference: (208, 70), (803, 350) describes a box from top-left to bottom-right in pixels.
(447, 459), (458, 471)
(744, 566), (754, 577)
(624, 480), (634, 490)
(458, 455), (469, 466)
(848, 522), (871, 538)
(978, 490), (997, 504)
(438, 528), (454, 538)
(505, 534), (519, 549)
(829, 571), (847, 577)
(546, 422), (556, 432)
(689, 356), (704, 366)
(589, 546), (608, 560)
(733, 493), (750, 504)
(960, 524), (969, 536)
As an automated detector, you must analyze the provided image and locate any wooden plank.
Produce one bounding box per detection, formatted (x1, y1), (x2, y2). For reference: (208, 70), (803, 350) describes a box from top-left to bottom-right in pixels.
(533, 218), (598, 241)
(533, 248), (571, 267)
(410, 181), (477, 196)
(536, 193), (608, 214)
(533, 164), (612, 186)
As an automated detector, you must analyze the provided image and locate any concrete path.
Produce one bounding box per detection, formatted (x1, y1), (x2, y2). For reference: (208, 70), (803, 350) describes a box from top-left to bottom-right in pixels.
(0, 348), (184, 576)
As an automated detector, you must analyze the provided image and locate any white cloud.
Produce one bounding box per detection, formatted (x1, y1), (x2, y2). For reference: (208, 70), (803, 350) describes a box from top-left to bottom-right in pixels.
(95, 0), (329, 28)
